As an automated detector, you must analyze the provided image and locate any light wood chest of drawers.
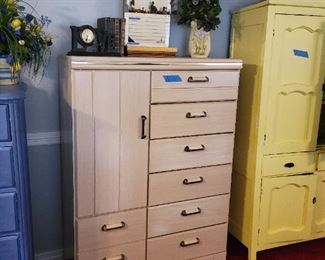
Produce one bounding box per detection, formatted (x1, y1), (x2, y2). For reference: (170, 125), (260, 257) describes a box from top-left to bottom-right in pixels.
(60, 57), (242, 260)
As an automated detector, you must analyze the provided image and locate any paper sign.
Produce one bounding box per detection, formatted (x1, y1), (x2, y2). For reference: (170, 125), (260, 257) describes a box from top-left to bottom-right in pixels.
(163, 75), (182, 82)
(293, 49), (309, 58)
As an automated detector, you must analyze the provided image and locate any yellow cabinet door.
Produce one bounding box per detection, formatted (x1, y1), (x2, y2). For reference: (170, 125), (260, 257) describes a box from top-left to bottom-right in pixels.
(264, 14), (325, 155)
(312, 172), (325, 234)
(259, 174), (317, 245)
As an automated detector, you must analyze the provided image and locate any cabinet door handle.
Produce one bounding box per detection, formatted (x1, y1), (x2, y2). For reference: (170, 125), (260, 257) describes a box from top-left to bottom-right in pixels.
(181, 207), (201, 216)
(141, 115), (147, 139)
(101, 221), (125, 232)
(313, 197), (317, 204)
(186, 111), (207, 119)
(188, 76), (209, 83)
(284, 162), (295, 168)
(180, 237), (200, 247)
(184, 145), (205, 152)
(183, 177), (204, 185)
(103, 254), (125, 260)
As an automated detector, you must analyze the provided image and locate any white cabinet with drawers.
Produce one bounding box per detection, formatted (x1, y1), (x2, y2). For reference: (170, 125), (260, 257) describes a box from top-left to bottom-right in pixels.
(60, 57), (242, 260)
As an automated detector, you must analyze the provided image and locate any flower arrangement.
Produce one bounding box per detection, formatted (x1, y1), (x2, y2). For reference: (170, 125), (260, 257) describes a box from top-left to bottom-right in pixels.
(0, 0), (52, 78)
(176, 0), (222, 32)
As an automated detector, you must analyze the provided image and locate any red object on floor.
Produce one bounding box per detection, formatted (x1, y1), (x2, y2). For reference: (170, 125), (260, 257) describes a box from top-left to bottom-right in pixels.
(227, 234), (325, 260)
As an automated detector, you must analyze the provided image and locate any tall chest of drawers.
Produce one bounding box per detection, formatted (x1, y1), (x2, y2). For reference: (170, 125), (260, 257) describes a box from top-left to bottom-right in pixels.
(60, 57), (242, 260)
(0, 85), (33, 260)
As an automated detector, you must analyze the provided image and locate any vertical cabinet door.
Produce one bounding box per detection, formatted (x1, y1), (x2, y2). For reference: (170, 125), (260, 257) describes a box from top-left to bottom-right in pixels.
(259, 174), (317, 245)
(264, 15), (325, 155)
(312, 172), (325, 234)
(74, 71), (150, 217)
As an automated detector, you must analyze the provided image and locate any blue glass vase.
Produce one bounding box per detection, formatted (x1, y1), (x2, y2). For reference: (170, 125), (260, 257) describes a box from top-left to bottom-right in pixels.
(0, 54), (19, 85)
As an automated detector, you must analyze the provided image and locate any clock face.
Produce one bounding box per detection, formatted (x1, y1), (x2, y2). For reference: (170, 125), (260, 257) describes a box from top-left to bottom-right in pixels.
(80, 28), (95, 45)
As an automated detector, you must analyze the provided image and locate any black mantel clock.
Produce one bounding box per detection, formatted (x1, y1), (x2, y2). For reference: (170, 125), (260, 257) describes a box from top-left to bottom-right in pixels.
(68, 18), (125, 56)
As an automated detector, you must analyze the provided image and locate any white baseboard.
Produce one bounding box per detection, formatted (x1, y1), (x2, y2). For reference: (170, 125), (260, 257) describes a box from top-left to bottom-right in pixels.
(35, 249), (64, 260)
(27, 131), (61, 146)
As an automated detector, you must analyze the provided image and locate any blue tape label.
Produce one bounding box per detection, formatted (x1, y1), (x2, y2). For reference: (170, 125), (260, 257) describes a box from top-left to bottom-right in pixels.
(293, 49), (309, 58)
(163, 75), (182, 83)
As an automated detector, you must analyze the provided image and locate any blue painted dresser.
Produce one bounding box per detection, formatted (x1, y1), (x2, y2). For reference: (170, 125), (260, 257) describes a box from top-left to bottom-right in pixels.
(0, 85), (33, 260)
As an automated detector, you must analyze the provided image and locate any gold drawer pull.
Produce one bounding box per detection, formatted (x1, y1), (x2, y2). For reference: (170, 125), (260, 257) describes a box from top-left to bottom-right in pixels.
(103, 254), (125, 260)
(181, 207), (201, 216)
(101, 221), (125, 232)
(184, 145), (205, 152)
(188, 76), (209, 83)
(186, 111), (207, 119)
(180, 237), (200, 247)
(183, 177), (204, 185)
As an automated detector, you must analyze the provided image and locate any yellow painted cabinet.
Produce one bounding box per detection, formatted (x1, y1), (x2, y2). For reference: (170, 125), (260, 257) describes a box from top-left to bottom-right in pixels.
(264, 15), (325, 155)
(259, 174), (317, 245)
(313, 172), (325, 234)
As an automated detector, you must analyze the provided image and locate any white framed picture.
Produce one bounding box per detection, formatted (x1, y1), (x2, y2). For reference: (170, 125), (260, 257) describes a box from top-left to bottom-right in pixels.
(124, 0), (171, 47)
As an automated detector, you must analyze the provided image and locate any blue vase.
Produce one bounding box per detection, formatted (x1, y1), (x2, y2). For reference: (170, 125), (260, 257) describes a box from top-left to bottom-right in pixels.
(0, 54), (18, 85)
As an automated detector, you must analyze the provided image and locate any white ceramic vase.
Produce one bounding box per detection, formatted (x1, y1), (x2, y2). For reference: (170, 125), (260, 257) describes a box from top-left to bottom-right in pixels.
(188, 21), (211, 58)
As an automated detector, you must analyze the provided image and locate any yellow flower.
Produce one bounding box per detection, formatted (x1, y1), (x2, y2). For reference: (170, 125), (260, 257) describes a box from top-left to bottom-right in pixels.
(11, 62), (21, 73)
(7, 0), (16, 5)
(11, 19), (21, 29)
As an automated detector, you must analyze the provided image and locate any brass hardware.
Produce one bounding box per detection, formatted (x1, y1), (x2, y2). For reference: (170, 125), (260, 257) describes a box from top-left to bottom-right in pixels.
(184, 145), (205, 152)
(188, 76), (209, 83)
(186, 111), (207, 119)
(101, 221), (126, 232)
(103, 254), (125, 260)
(183, 177), (204, 185)
(180, 237), (200, 247)
(181, 207), (202, 216)
(284, 162), (295, 168)
(313, 197), (317, 204)
(141, 115), (147, 139)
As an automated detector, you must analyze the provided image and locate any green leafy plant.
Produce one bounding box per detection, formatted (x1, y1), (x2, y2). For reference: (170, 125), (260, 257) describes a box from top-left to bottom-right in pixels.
(0, 0), (52, 77)
(176, 0), (222, 32)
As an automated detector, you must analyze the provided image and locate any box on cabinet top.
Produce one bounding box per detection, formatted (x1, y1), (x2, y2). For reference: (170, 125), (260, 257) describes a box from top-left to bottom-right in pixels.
(66, 56), (242, 71)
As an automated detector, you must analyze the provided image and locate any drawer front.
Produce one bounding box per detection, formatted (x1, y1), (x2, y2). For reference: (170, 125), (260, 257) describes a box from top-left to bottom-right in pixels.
(0, 147), (15, 188)
(148, 195), (229, 238)
(149, 165), (232, 206)
(150, 102), (237, 139)
(0, 236), (19, 260)
(147, 224), (227, 260)
(0, 104), (11, 142)
(262, 152), (315, 177)
(317, 151), (325, 171)
(78, 240), (145, 260)
(77, 208), (146, 252)
(194, 252), (226, 260)
(0, 193), (18, 234)
(150, 134), (234, 173)
(151, 71), (239, 103)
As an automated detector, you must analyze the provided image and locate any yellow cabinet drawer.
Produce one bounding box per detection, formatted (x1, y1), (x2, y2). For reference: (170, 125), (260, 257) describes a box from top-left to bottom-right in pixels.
(148, 195), (229, 238)
(78, 240), (146, 260)
(147, 224), (227, 260)
(77, 208), (146, 252)
(150, 102), (237, 139)
(317, 152), (325, 171)
(262, 152), (315, 177)
(149, 165), (232, 206)
(151, 71), (239, 103)
(149, 134), (234, 173)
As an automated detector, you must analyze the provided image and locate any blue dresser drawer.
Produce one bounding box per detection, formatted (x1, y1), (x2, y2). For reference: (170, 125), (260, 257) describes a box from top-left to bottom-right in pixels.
(0, 236), (19, 260)
(0, 193), (18, 234)
(0, 147), (15, 188)
(0, 104), (11, 142)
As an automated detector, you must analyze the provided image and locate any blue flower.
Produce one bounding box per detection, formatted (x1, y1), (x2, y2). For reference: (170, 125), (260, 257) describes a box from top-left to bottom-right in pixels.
(6, 55), (13, 65)
(26, 14), (34, 23)
(40, 15), (52, 27)
(18, 5), (25, 11)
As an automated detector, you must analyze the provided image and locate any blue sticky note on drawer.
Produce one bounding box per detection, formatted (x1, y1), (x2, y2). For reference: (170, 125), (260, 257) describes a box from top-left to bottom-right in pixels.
(293, 49), (309, 58)
(163, 75), (182, 83)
